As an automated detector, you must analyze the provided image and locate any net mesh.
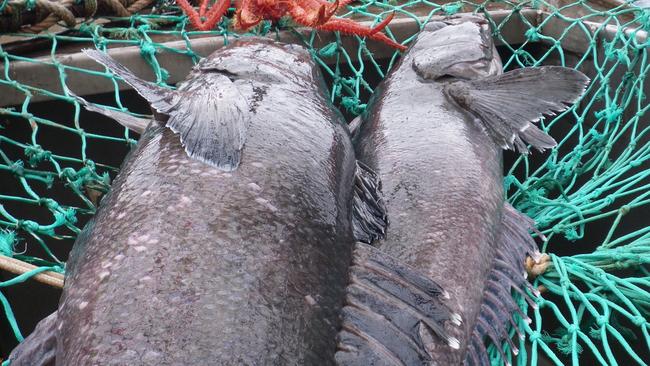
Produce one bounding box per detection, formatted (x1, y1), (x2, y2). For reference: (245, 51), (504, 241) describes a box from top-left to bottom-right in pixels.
(0, 0), (649, 364)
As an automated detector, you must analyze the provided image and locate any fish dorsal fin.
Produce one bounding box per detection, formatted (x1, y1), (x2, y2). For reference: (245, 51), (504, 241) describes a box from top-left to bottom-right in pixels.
(69, 90), (151, 134)
(352, 161), (388, 244)
(444, 66), (589, 153)
(83, 49), (249, 171)
(8, 311), (58, 366)
(464, 204), (542, 366)
(336, 242), (461, 366)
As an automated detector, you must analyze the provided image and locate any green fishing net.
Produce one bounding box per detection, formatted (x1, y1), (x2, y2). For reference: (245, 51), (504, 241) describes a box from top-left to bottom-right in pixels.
(0, 0), (649, 364)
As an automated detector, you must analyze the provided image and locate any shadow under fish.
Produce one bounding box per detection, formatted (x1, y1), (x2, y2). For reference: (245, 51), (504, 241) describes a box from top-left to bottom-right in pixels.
(338, 15), (589, 366)
(7, 38), (385, 365)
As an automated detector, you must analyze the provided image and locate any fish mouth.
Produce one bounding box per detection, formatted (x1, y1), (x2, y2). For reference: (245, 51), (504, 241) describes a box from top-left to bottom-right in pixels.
(411, 15), (502, 81)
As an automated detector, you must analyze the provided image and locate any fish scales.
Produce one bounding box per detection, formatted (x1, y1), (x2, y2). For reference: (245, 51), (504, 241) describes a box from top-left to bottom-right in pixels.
(11, 39), (361, 366)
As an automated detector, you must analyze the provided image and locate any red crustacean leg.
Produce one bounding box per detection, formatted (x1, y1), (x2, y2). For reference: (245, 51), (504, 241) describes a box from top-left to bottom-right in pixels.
(201, 0), (232, 30)
(317, 13), (406, 51)
(234, 0), (262, 30)
(288, 0), (339, 27)
(176, 0), (205, 29)
(199, 0), (209, 17)
(176, 0), (230, 31)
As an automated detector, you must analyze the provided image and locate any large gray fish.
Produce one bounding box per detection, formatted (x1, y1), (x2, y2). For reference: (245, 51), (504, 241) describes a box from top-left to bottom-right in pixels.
(7, 38), (385, 365)
(336, 15), (588, 365)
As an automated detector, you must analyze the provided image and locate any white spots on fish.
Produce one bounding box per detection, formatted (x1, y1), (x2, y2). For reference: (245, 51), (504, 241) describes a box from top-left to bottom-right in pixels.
(78, 301), (89, 310)
(114, 254), (125, 261)
(142, 190), (152, 197)
(127, 237), (138, 246)
(134, 246), (147, 252)
(251, 162), (264, 168)
(142, 350), (163, 362)
(255, 197), (278, 212)
(447, 337), (460, 350)
(117, 212), (127, 220)
(138, 234), (150, 242)
(248, 182), (262, 191)
(191, 168), (201, 174)
(98, 271), (111, 281)
(304, 295), (317, 306)
(147, 238), (159, 245)
(101, 260), (112, 269)
(451, 313), (462, 326)
(180, 196), (192, 205)
(140, 276), (152, 282)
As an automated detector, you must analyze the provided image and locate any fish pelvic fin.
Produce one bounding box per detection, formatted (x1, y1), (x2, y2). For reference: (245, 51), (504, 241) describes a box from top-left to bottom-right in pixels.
(68, 90), (150, 134)
(352, 161), (388, 244)
(464, 204), (543, 366)
(336, 243), (460, 366)
(8, 311), (57, 366)
(444, 66), (589, 153)
(83, 49), (249, 171)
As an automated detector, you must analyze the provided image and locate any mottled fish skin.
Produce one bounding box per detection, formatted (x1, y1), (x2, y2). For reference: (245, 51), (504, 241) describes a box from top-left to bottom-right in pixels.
(354, 17), (507, 364)
(53, 39), (356, 365)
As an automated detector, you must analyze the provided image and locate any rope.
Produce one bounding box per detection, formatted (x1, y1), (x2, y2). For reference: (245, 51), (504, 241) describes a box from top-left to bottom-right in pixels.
(0, 0), (155, 33)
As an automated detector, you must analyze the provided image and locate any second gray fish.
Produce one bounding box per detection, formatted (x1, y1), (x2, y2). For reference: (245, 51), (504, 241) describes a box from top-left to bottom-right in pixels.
(337, 15), (589, 366)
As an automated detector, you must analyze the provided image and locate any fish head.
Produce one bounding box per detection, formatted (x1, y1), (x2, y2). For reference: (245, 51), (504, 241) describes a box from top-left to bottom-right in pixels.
(411, 14), (502, 81)
(186, 37), (317, 86)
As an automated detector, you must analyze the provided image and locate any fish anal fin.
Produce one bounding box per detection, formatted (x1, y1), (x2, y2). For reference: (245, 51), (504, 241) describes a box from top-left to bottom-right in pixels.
(8, 311), (57, 366)
(336, 243), (460, 365)
(464, 204), (542, 365)
(444, 66), (589, 153)
(352, 162), (388, 244)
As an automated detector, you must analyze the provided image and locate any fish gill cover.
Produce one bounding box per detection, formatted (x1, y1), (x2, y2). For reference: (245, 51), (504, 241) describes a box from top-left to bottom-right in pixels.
(0, 0), (648, 364)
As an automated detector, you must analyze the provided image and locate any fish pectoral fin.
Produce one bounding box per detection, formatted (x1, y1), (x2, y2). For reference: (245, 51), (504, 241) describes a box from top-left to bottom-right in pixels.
(83, 49), (249, 171)
(164, 81), (249, 171)
(352, 161), (388, 244)
(336, 242), (460, 366)
(8, 311), (57, 366)
(464, 204), (543, 366)
(68, 90), (151, 134)
(444, 66), (589, 153)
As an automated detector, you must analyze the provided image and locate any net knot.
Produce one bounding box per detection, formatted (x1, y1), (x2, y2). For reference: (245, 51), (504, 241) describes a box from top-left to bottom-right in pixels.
(632, 315), (647, 326)
(17, 219), (39, 232)
(596, 315), (608, 326)
(341, 96), (366, 115)
(140, 41), (157, 58)
(0, 230), (16, 257)
(442, 2), (462, 15)
(529, 331), (542, 342)
(24, 145), (52, 166)
(525, 28), (540, 42)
